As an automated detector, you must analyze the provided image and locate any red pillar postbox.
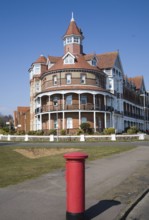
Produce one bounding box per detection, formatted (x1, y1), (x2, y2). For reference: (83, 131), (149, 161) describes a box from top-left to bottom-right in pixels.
(64, 152), (88, 220)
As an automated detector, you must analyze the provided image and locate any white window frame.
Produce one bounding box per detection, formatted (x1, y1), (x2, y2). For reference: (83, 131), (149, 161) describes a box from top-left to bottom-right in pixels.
(80, 95), (87, 104)
(66, 74), (71, 84)
(53, 75), (57, 85)
(81, 117), (87, 123)
(67, 117), (73, 129)
(80, 74), (86, 84)
(66, 95), (72, 105)
(53, 96), (58, 106)
(54, 118), (58, 129)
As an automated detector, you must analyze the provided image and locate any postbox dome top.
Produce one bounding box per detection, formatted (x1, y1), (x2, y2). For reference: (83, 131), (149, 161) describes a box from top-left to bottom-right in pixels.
(64, 151), (88, 160)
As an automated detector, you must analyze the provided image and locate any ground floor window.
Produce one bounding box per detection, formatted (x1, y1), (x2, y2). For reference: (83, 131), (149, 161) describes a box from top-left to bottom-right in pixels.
(67, 117), (73, 128)
(81, 117), (87, 123)
(54, 118), (58, 129)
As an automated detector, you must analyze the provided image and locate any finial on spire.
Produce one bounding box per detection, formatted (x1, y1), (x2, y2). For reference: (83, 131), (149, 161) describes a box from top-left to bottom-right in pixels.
(71, 12), (74, 21)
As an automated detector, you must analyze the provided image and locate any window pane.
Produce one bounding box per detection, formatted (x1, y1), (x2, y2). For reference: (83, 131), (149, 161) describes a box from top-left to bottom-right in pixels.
(81, 117), (87, 123)
(53, 76), (57, 85)
(67, 74), (71, 84)
(67, 117), (73, 128)
(81, 75), (86, 84)
(81, 95), (87, 104)
(66, 95), (72, 105)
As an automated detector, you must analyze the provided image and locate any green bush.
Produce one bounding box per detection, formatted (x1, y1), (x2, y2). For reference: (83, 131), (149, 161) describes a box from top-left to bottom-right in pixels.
(28, 131), (37, 135)
(80, 122), (90, 133)
(76, 129), (84, 135)
(127, 126), (138, 134)
(49, 129), (57, 135)
(103, 127), (115, 135)
(35, 130), (44, 135)
(60, 129), (66, 135)
(16, 130), (25, 135)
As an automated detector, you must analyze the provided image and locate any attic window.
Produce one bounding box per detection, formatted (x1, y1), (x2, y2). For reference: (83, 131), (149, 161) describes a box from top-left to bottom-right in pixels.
(92, 58), (97, 66)
(64, 55), (74, 64)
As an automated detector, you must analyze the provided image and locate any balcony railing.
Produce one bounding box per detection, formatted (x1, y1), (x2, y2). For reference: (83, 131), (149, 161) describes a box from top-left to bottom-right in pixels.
(124, 111), (144, 120)
(35, 104), (114, 114)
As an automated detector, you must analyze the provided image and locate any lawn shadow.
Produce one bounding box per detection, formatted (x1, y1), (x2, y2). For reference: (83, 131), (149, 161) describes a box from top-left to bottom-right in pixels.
(85, 200), (121, 220)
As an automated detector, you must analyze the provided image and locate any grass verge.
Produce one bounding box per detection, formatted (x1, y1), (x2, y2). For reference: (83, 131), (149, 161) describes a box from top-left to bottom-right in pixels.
(0, 145), (135, 187)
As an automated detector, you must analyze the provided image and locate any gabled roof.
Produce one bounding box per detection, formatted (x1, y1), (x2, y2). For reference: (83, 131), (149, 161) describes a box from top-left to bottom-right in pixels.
(62, 51), (75, 60)
(48, 56), (61, 63)
(129, 76), (144, 90)
(33, 55), (47, 64)
(49, 54), (100, 71)
(64, 19), (83, 37)
(96, 51), (118, 69)
(84, 51), (118, 69)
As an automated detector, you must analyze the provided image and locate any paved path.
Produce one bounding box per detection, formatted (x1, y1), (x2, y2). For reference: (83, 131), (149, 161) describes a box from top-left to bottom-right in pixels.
(0, 145), (149, 220)
(126, 193), (149, 220)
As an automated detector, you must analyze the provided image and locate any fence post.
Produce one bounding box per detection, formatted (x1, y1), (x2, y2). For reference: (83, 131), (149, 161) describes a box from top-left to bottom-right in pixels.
(50, 134), (54, 142)
(64, 152), (88, 220)
(111, 134), (116, 141)
(25, 134), (29, 141)
(80, 134), (85, 142)
(0, 134), (3, 140)
(8, 134), (11, 141)
(139, 133), (145, 140)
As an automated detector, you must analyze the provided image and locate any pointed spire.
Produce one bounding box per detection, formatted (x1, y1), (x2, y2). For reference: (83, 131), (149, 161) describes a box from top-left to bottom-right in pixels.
(71, 12), (74, 21)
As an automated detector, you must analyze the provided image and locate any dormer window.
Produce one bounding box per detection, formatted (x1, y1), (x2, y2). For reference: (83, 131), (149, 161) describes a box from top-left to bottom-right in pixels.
(92, 58), (97, 66)
(63, 52), (75, 65)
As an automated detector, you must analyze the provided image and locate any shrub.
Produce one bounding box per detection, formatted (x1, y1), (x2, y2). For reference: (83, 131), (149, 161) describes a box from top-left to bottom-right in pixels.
(16, 130), (25, 135)
(49, 129), (57, 135)
(76, 129), (84, 135)
(35, 130), (44, 135)
(60, 129), (66, 135)
(103, 127), (115, 135)
(28, 131), (36, 135)
(80, 122), (90, 133)
(127, 126), (138, 134)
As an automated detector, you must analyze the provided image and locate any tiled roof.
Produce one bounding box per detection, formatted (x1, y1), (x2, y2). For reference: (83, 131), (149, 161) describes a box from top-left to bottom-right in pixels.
(84, 51), (118, 69)
(17, 106), (30, 112)
(48, 54), (100, 71)
(97, 52), (118, 69)
(48, 56), (61, 63)
(129, 76), (143, 90)
(64, 20), (82, 37)
(33, 55), (47, 64)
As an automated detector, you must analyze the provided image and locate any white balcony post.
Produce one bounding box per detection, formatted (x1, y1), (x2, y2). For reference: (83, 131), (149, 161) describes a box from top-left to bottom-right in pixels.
(94, 111), (96, 132)
(79, 94), (80, 109)
(104, 112), (107, 128)
(63, 94), (65, 110)
(63, 112), (65, 129)
(49, 113), (51, 130)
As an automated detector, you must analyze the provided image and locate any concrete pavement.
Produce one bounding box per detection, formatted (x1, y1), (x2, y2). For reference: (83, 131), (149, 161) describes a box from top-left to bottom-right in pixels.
(0, 145), (149, 220)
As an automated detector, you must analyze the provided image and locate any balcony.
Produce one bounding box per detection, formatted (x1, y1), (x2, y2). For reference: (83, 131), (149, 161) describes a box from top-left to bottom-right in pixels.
(124, 111), (144, 120)
(35, 104), (112, 113)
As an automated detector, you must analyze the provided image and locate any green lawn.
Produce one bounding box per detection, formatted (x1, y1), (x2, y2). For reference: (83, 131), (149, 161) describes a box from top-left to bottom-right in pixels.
(0, 145), (135, 187)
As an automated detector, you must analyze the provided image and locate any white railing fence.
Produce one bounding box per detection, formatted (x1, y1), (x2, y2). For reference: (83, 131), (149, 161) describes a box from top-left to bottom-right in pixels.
(0, 133), (145, 142)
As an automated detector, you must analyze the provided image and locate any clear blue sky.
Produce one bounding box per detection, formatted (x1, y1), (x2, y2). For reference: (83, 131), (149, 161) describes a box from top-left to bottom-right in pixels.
(0, 0), (149, 116)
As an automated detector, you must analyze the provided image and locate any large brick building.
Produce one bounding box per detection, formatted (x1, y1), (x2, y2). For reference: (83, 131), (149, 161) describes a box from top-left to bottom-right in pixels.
(14, 106), (30, 133)
(29, 15), (149, 134)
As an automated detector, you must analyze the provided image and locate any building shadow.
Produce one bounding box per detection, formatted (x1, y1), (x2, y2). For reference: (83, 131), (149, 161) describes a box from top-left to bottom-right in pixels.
(85, 200), (121, 220)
